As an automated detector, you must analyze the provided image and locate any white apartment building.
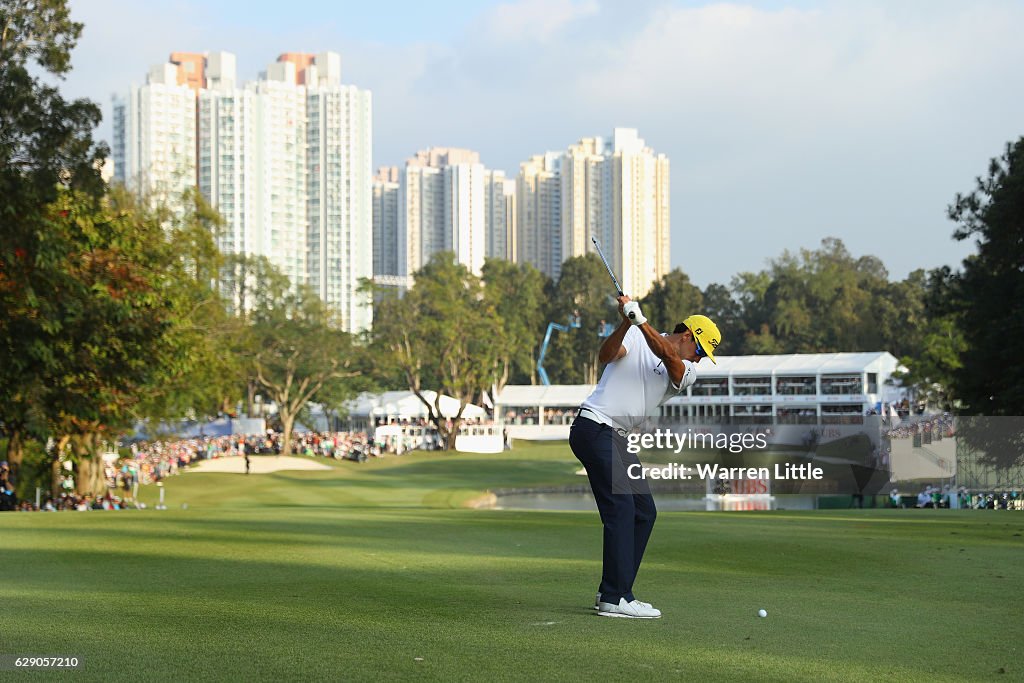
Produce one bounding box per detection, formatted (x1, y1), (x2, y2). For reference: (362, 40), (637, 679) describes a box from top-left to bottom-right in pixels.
(254, 62), (308, 293)
(609, 128), (670, 299)
(198, 56), (306, 300)
(516, 129), (669, 296)
(560, 137), (609, 266)
(118, 51), (373, 334)
(198, 53), (254, 258)
(397, 164), (444, 277)
(305, 68), (373, 333)
(444, 163), (486, 275)
(485, 170), (516, 262)
(114, 62), (197, 206)
(516, 152), (562, 279)
(372, 167), (400, 278)
(111, 100), (126, 184)
(388, 148), (491, 278)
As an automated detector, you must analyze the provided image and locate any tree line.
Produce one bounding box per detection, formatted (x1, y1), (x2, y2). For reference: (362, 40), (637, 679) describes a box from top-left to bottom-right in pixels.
(373, 238), (958, 428)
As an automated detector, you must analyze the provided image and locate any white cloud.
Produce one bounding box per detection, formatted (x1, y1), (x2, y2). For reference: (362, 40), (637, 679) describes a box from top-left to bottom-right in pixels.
(482, 0), (599, 42)
(556, 1), (1024, 281)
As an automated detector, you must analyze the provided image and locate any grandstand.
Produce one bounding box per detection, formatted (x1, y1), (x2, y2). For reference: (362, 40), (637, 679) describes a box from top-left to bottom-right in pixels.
(497, 352), (904, 439)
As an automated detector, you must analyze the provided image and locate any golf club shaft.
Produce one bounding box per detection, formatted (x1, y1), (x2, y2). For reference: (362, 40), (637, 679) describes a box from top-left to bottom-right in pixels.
(591, 237), (635, 320)
(591, 237), (624, 296)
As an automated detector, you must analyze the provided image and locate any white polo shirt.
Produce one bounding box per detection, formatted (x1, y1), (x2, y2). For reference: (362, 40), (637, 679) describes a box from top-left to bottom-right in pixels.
(581, 326), (697, 431)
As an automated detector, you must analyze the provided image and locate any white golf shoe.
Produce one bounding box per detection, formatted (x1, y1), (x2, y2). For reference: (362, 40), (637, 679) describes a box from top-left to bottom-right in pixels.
(597, 597), (662, 619)
(594, 593), (653, 611)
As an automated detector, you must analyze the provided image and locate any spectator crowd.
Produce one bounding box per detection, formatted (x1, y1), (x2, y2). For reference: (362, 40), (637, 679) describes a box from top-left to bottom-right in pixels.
(889, 484), (1023, 510)
(883, 413), (956, 441)
(0, 429), (405, 512)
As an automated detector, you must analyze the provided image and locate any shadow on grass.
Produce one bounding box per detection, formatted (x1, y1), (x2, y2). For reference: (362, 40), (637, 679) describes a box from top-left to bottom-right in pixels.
(2, 510), (597, 562)
(267, 457), (578, 489)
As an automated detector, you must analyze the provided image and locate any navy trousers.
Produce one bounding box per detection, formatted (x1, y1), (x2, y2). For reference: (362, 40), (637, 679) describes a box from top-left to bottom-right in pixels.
(569, 416), (657, 605)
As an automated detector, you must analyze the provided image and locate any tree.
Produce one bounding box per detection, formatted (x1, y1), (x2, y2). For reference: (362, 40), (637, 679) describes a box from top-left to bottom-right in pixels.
(874, 269), (927, 361)
(220, 252), (292, 321)
(640, 269), (703, 333)
(220, 252), (293, 416)
(481, 258), (549, 390)
(1, 0), (106, 484)
(885, 268), (961, 411)
(128, 187), (240, 428)
(248, 287), (363, 457)
(946, 138), (1024, 467)
(729, 238), (896, 354)
(545, 254), (618, 384)
(2, 177), (233, 497)
(730, 271), (783, 354)
(372, 254), (501, 450)
(34, 189), (198, 495)
(0, 0), (106, 201)
(701, 283), (745, 355)
(893, 317), (965, 411)
(768, 239), (881, 352)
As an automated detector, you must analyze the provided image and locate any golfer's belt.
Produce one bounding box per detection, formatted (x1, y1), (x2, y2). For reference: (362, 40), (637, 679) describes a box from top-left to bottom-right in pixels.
(576, 407), (628, 437)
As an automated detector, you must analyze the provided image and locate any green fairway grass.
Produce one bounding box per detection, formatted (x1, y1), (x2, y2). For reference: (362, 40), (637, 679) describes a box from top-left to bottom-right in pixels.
(2, 442), (1022, 682)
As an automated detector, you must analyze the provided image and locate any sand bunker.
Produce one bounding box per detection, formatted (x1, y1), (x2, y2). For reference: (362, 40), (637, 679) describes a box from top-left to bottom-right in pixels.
(186, 455), (332, 474)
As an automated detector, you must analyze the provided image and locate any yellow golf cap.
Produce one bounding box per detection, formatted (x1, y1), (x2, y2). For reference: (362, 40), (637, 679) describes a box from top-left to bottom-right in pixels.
(682, 314), (721, 364)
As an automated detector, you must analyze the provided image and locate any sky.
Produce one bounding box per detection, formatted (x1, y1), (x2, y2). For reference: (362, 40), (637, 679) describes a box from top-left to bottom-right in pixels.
(60, 0), (1024, 288)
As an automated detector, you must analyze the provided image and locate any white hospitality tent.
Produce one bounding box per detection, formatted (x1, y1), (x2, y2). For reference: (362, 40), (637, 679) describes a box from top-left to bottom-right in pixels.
(496, 384), (594, 425)
(496, 352), (906, 439)
(687, 351), (902, 381)
(495, 384), (594, 440)
(343, 390), (486, 429)
(663, 351), (904, 421)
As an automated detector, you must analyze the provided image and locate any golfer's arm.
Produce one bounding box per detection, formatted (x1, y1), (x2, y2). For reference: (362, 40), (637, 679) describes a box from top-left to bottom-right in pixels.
(637, 323), (685, 385)
(597, 320), (630, 363)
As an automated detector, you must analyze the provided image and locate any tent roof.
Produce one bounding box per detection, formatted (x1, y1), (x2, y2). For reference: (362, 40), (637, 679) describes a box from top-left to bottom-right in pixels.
(496, 384), (594, 407)
(705, 352), (899, 376)
(344, 390), (485, 418)
(496, 353), (901, 406)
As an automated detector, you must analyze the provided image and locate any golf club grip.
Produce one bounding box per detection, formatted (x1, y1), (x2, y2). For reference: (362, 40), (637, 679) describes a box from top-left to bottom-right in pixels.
(620, 292), (636, 319)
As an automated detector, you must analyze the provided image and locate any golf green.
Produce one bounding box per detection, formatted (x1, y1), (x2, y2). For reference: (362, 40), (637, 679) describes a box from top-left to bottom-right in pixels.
(2, 443), (1021, 682)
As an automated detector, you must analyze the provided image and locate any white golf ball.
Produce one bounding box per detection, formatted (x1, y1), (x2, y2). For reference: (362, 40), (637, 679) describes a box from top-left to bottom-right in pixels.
(758, 609), (768, 618)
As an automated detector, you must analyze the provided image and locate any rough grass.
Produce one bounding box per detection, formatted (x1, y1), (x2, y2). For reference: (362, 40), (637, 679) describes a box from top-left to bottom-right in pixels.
(2, 443), (1021, 681)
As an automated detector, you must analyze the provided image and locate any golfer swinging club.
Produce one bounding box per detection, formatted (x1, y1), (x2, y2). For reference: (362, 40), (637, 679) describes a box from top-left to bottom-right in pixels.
(571, 289), (721, 618)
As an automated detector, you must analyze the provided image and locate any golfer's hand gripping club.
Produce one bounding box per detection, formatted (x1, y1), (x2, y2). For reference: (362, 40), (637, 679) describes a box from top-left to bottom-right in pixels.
(623, 300), (646, 326)
(617, 295), (645, 325)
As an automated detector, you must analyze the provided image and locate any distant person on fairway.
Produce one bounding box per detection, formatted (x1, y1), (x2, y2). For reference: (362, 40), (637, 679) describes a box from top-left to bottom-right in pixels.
(571, 296), (721, 618)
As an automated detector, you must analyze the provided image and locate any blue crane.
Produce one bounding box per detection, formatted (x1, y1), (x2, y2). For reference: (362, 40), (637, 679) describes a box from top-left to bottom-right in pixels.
(537, 313), (618, 386)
